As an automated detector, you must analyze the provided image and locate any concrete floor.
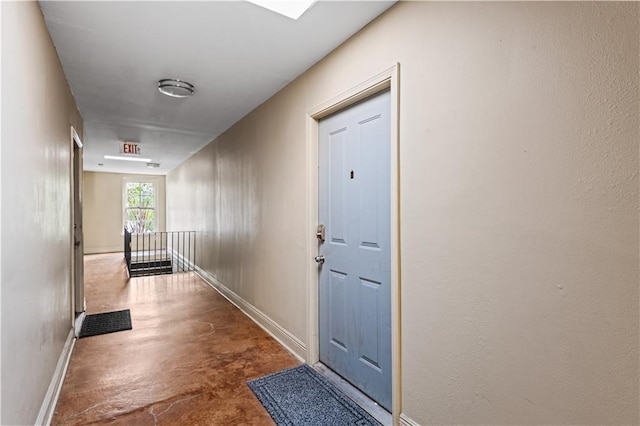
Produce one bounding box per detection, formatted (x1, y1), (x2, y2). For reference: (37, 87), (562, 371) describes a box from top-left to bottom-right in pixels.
(53, 253), (300, 425)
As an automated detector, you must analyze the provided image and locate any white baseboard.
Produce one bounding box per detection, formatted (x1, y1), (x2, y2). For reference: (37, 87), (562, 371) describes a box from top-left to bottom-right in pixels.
(168, 248), (195, 271)
(35, 329), (76, 426)
(195, 266), (306, 362)
(399, 413), (420, 426)
(84, 246), (122, 254)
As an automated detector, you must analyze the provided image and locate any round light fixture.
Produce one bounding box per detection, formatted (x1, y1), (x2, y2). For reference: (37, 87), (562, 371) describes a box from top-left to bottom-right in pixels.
(157, 78), (195, 98)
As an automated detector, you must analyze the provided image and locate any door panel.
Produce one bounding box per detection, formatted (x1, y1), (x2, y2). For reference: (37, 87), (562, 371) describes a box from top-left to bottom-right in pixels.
(358, 116), (383, 249)
(329, 129), (348, 245)
(329, 270), (349, 352)
(318, 89), (391, 410)
(358, 277), (382, 370)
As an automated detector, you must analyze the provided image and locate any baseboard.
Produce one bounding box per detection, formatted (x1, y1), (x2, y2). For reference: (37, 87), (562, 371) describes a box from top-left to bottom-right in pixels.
(195, 266), (306, 362)
(74, 312), (86, 338)
(84, 246), (122, 254)
(399, 413), (420, 426)
(35, 329), (76, 426)
(168, 248), (195, 271)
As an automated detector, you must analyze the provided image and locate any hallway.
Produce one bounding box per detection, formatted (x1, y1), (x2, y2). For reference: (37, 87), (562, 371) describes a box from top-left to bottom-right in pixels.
(4, 2), (639, 424)
(53, 253), (300, 425)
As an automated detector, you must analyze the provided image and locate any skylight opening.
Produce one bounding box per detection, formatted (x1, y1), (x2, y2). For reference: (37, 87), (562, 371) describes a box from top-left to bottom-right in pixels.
(247, 0), (316, 20)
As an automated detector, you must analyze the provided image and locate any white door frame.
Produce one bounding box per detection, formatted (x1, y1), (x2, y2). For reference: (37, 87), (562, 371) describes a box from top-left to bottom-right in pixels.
(70, 126), (84, 327)
(305, 64), (401, 423)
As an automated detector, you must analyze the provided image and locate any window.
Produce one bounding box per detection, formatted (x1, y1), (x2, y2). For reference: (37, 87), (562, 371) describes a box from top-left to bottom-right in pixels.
(124, 181), (155, 233)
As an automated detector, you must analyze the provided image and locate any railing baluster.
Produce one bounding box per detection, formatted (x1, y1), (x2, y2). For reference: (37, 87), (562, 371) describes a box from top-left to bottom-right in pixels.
(124, 226), (132, 276)
(125, 230), (196, 277)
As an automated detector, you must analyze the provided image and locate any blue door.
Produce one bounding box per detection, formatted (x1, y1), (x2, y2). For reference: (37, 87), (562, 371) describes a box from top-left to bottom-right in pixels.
(318, 89), (391, 410)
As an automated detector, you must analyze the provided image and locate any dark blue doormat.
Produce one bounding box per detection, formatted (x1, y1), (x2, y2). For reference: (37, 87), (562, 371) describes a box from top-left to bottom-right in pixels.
(248, 364), (381, 426)
(79, 309), (132, 338)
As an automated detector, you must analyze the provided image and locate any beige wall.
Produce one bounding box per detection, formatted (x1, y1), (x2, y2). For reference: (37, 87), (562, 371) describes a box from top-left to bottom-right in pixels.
(167, 2), (639, 424)
(1, 2), (83, 423)
(83, 171), (166, 253)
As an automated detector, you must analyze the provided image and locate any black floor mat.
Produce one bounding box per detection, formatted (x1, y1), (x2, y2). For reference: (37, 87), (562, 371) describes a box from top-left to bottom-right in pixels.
(79, 309), (132, 338)
(248, 365), (381, 426)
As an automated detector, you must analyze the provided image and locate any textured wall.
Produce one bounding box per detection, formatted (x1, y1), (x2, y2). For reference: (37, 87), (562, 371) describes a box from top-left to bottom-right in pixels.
(167, 93), (308, 339)
(83, 172), (166, 253)
(1, 2), (83, 423)
(390, 3), (639, 424)
(167, 2), (639, 424)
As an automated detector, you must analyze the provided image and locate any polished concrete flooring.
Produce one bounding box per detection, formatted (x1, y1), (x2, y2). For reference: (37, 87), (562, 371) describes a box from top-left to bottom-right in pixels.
(53, 253), (300, 425)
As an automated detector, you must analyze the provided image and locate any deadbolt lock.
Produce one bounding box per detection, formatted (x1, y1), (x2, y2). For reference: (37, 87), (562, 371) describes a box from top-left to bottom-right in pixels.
(316, 224), (325, 242)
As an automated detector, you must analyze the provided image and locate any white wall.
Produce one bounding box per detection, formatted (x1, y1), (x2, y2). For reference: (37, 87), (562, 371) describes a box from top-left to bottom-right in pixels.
(1, 2), (83, 424)
(83, 171), (166, 253)
(167, 2), (638, 424)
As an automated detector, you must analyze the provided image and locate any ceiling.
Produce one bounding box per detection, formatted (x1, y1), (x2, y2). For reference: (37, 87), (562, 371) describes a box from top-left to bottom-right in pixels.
(40, 1), (395, 175)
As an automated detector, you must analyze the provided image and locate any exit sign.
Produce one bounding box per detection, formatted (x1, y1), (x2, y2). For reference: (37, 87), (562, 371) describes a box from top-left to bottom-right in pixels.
(120, 142), (141, 155)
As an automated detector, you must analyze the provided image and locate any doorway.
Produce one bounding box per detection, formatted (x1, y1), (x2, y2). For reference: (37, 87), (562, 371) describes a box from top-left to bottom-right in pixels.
(317, 89), (392, 410)
(306, 64), (401, 421)
(71, 127), (85, 332)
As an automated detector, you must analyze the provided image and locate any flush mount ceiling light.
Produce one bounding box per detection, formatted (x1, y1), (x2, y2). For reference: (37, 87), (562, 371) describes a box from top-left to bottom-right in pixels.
(247, 0), (316, 20)
(104, 155), (152, 163)
(157, 78), (195, 98)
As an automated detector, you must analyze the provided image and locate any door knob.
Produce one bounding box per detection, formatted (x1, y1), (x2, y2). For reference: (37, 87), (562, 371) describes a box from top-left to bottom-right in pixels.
(314, 255), (325, 264)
